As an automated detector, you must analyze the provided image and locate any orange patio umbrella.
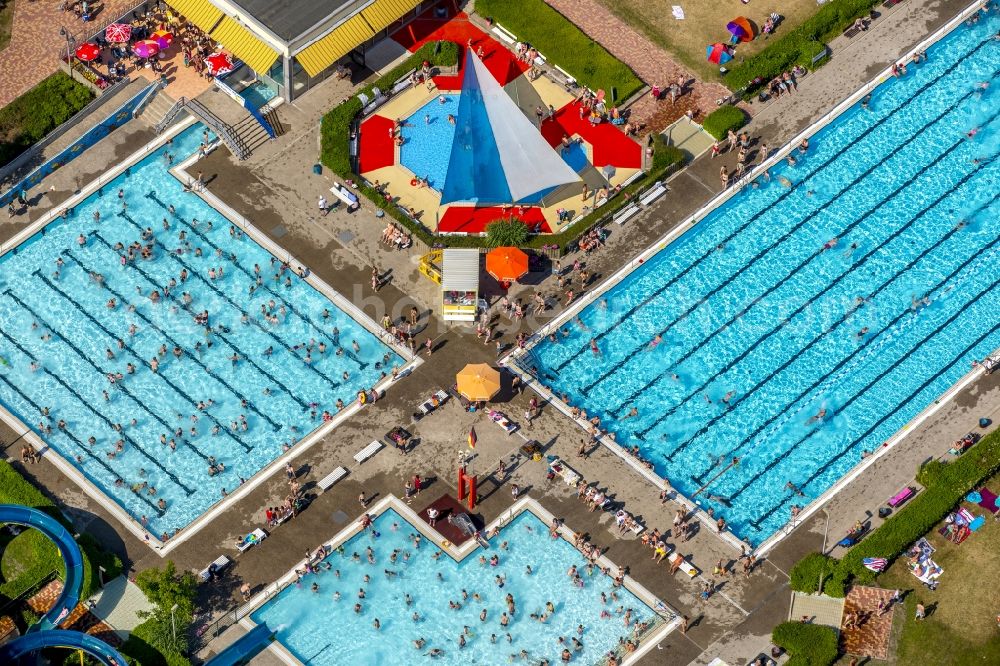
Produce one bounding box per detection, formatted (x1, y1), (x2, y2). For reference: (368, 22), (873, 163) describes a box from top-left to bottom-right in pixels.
(456, 363), (502, 401)
(485, 246), (529, 282)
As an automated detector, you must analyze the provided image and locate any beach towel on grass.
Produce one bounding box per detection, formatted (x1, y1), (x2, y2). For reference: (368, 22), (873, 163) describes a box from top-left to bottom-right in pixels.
(977, 487), (999, 514)
(969, 515), (986, 531)
(672, 6), (685, 20)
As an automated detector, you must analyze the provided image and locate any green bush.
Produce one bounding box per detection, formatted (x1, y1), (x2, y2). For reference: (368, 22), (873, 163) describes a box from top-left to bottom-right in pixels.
(485, 218), (530, 247)
(0, 72), (94, 167)
(702, 105), (747, 140)
(772, 622), (839, 665)
(120, 617), (191, 666)
(789, 428), (1000, 595)
(476, 0), (643, 102)
(788, 552), (837, 594)
(651, 135), (686, 172)
(725, 0), (883, 92)
(131, 562), (198, 660)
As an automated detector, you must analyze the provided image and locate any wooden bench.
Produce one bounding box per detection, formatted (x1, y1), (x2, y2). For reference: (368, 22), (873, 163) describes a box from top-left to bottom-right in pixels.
(548, 457), (581, 486)
(354, 440), (384, 464)
(491, 24), (517, 45)
(488, 410), (518, 435)
(639, 183), (667, 206)
(330, 183), (359, 211)
(317, 466), (348, 492)
(199, 555), (232, 581)
(419, 389), (450, 415)
(612, 203), (641, 226)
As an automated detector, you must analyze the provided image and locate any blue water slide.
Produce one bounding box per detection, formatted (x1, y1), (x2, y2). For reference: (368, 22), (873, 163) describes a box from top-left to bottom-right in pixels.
(0, 504), (127, 666)
(0, 629), (128, 666)
(0, 504), (84, 631)
(204, 623), (275, 666)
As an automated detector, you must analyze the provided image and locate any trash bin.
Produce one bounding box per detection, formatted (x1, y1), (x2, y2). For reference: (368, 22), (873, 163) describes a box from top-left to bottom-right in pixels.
(312, 164), (322, 175)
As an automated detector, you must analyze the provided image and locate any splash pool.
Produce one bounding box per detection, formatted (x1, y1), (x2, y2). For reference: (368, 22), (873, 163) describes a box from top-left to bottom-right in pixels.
(525, 16), (1000, 545)
(251, 507), (660, 665)
(0, 125), (401, 538)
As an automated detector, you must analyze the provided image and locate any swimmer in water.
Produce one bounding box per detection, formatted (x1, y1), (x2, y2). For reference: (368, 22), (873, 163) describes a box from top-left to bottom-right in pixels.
(821, 237), (838, 251)
(622, 407), (639, 420)
(648, 335), (662, 350)
(590, 339), (600, 356)
(806, 407), (827, 424)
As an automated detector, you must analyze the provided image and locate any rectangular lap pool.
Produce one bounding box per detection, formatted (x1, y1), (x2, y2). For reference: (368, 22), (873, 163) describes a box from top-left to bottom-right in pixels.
(250, 504), (664, 665)
(524, 15), (1000, 545)
(0, 125), (401, 540)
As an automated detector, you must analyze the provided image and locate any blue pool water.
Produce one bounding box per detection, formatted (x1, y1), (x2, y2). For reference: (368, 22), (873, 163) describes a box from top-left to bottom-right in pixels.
(528, 17), (1000, 545)
(252, 509), (658, 665)
(239, 81), (277, 110)
(400, 94), (460, 189)
(0, 125), (400, 537)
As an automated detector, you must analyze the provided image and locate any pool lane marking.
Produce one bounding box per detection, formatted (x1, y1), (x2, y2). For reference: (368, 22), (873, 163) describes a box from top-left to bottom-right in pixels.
(596, 123), (988, 416)
(0, 371), (167, 516)
(108, 215), (348, 395)
(647, 149), (1000, 452)
(688, 194), (1000, 488)
(596, 98), (998, 413)
(144, 190), (369, 371)
(750, 306), (1000, 529)
(32, 268), (251, 455)
(63, 241), (295, 422)
(0, 320), (196, 496)
(547, 54), (999, 374)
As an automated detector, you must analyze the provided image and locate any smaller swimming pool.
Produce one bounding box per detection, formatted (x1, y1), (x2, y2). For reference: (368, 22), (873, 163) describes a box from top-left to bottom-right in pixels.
(251, 507), (660, 665)
(238, 81), (277, 110)
(400, 94), (460, 189)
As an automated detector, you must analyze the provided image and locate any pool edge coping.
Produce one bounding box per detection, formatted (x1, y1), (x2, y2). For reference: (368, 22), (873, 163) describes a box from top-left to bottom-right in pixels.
(499, 0), (990, 556)
(0, 114), (424, 557)
(235, 494), (681, 666)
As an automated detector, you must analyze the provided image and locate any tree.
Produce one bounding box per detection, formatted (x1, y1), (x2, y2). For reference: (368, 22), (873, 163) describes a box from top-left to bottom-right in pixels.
(135, 561), (197, 616)
(485, 218), (529, 247)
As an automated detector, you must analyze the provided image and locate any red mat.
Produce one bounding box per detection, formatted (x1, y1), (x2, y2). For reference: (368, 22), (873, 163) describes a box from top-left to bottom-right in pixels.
(540, 101), (643, 169)
(393, 11), (528, 88)
(439, 206), (551, 234)
(358, 114), (396, 173)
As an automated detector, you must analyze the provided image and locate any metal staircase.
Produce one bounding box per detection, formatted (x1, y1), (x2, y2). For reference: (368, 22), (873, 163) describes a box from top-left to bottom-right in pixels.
(152, 97), (251, 161)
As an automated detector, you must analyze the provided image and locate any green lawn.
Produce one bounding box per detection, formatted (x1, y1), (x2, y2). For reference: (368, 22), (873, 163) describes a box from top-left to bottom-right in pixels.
(0, 71), (94, 168)
(0, 0), (13, 52)
(476, 0), (644, 102)
(865, 481), (1000, 664)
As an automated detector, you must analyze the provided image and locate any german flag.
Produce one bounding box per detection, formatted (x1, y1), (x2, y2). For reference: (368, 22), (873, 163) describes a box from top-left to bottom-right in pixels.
(467, 426), (477, 449)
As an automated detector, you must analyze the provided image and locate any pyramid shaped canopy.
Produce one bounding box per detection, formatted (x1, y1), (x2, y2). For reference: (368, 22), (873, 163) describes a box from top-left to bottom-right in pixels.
(440, 51), (580, 205)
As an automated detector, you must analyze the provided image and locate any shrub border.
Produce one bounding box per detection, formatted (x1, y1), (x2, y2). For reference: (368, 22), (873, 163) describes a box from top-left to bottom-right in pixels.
(788, 428), (1000, 597)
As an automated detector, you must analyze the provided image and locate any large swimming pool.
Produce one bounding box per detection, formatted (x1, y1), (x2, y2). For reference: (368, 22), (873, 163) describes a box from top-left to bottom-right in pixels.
(251, 508), (659, 665)
(527, 17), (1000, 545)
(0, 125), (400, 538)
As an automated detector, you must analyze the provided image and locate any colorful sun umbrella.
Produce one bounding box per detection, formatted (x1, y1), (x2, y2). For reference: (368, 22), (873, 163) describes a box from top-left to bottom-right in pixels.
(706, 43), (733, 65)
(456, 364), (502, 402)
(151, 30), (173, 49)
(132, 40), (160, 59)
(75, 42), (101, 62)
(726, 16), (755, 43)
(485, 246), (529, 282)
(205, 51), (235, 76)
(105, 23), (131, 43)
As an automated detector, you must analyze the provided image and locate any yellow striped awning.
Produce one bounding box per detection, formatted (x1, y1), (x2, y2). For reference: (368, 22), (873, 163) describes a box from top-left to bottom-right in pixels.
(361, 0), (421, 33)
(211, 16), (279, 75)
(295, 13), (374, 78)
(163, 0), (224, 35)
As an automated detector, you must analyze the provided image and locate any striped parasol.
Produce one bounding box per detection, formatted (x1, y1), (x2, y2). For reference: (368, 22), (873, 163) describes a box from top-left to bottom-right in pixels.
(105, 23), (131, 43)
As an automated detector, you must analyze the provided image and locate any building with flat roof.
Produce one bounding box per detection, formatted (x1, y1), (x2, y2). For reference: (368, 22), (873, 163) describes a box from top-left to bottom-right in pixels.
(164, 0), (432, 100)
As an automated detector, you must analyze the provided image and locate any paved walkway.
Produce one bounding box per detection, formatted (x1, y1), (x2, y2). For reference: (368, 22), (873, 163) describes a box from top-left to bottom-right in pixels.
(0, 0), (138, 108)
(543, 0), (733, 133)
(841, 586), (896, 659)
(26, 580), (123, 645)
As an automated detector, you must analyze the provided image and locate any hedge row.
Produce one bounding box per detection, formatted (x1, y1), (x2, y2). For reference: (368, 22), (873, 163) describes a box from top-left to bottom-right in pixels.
(772, 622), (839, 666)
(0, 460), (122, 601)
(476, 0), (644, 102)
(701, 105), (748, 141)
(789, 428), (1000, 597)
(724, 0), (883, 92)
(0, 72), (94, 168)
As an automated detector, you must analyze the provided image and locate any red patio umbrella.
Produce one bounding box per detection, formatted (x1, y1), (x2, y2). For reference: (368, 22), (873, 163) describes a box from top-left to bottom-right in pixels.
(151, 29), (174, 49)
(105, 23), (131, 43)
(132, 40), (160, 59)
(706, 43), (733, 65)
(205, 52), (235, 76)
(75, 42), (101, 62)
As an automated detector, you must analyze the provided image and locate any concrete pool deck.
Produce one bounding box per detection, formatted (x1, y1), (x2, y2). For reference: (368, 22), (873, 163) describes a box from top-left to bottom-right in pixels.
(0, 0), (988, 664)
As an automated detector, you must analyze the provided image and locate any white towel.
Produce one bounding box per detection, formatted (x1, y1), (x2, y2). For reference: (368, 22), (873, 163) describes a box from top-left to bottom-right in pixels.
(672, 6), (685, 20)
